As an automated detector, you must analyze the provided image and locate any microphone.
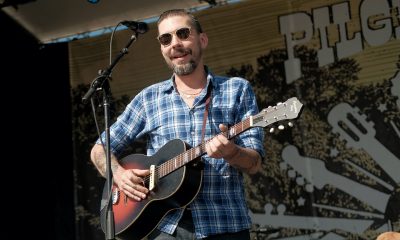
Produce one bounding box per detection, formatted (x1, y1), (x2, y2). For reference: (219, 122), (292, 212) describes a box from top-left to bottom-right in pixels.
(121, 20), (148, 34)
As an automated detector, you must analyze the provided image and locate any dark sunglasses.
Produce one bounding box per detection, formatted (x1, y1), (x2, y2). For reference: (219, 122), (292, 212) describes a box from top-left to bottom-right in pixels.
(157, 27), (191, 46)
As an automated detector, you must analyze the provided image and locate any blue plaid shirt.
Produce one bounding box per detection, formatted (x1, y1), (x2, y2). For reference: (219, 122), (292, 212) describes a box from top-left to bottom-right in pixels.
(100, 69), (265, 238)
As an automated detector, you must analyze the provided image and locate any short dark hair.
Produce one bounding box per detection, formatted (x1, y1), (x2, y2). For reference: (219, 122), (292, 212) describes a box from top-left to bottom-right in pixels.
(157, 9), (203, 33)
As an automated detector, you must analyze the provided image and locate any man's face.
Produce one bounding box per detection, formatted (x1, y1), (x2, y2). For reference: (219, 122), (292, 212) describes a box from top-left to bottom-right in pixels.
(157, 15), (207, 76)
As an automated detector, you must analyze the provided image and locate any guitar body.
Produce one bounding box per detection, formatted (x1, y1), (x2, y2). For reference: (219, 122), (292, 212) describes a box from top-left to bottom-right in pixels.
(100, 139), (204, 240)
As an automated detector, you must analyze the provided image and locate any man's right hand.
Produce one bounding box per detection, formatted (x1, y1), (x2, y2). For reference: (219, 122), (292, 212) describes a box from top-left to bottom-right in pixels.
(114, 167), (150, 202)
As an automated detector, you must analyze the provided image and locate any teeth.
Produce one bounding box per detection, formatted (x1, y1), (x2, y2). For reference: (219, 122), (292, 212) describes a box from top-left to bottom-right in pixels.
(173, 54), (186, 58)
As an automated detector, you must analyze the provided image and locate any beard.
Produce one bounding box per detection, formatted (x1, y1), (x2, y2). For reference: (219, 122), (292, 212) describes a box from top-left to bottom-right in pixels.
(172, 60), (197, 76)
(165, 47), (202, 76)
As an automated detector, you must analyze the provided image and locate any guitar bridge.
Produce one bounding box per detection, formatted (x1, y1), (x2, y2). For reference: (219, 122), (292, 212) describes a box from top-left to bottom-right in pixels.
(112, 188), (119, 205)
(149, 165), (158, 191)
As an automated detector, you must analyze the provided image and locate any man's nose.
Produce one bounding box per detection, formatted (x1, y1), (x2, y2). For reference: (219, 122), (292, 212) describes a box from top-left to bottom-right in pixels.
(170, 34), (183, 47)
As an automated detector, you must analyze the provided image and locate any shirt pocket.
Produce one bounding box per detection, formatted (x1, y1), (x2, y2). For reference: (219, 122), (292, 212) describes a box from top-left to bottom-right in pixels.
(209, 105), (235, 136)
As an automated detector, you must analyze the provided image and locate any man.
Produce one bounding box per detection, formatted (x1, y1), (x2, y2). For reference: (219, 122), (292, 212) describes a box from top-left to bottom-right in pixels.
(90, 9), (265, 239)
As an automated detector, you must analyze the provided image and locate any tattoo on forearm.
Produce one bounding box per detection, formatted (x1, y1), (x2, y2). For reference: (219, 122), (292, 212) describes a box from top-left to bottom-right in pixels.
(231, 151), (260, 174)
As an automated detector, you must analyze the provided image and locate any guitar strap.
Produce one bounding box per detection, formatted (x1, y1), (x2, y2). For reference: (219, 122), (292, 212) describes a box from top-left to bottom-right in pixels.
(201, 84), (212, 143)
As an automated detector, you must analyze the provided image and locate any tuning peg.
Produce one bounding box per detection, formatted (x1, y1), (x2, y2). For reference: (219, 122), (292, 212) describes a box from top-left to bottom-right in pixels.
(279, 162), (287, 170)
(277, 204), (286, 214)
(269, 128), (274, 133)
(288, 122), (293, 127)
(277, 102), (282, 105)
(278, 125), (285, 130)
(296, 177), (305, 186)
(305, 184), (314, 192)
(288, 169), (296, 178)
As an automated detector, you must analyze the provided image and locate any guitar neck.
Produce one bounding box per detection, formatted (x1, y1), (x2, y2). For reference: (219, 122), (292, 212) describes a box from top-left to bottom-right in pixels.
(157, 117), (252, 178)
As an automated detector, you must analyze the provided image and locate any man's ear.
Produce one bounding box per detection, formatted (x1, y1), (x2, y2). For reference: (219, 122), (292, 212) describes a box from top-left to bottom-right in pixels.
(200, 32), (208, 49)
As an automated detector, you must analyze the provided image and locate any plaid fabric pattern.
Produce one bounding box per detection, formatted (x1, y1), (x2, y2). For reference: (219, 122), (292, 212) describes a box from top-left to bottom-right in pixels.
(99, 69), (265, 238)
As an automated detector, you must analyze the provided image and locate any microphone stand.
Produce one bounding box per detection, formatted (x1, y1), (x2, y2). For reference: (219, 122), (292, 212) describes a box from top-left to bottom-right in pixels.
(82, 31), (139, 240)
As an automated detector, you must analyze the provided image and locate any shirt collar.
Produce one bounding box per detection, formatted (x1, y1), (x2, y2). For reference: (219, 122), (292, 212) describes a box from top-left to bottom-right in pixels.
(160, 65), (215, 93)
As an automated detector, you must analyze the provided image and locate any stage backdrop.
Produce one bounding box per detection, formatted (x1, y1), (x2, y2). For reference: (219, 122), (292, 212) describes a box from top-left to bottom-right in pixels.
(70, 0), (400, 239)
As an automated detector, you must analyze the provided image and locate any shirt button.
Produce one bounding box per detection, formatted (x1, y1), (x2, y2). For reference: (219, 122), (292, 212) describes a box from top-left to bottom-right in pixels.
(191, 131), (195, 135)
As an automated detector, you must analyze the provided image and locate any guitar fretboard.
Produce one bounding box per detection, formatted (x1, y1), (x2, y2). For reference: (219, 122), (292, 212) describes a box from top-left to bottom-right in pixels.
(156, 117), (252, 178)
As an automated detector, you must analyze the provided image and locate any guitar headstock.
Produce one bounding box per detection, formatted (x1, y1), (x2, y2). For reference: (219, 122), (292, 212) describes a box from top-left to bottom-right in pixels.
(252, 97), (303, 128)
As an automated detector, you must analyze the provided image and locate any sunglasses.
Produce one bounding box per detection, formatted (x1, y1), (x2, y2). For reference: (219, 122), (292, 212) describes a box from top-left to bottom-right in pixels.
(157, 27), (192, 46)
